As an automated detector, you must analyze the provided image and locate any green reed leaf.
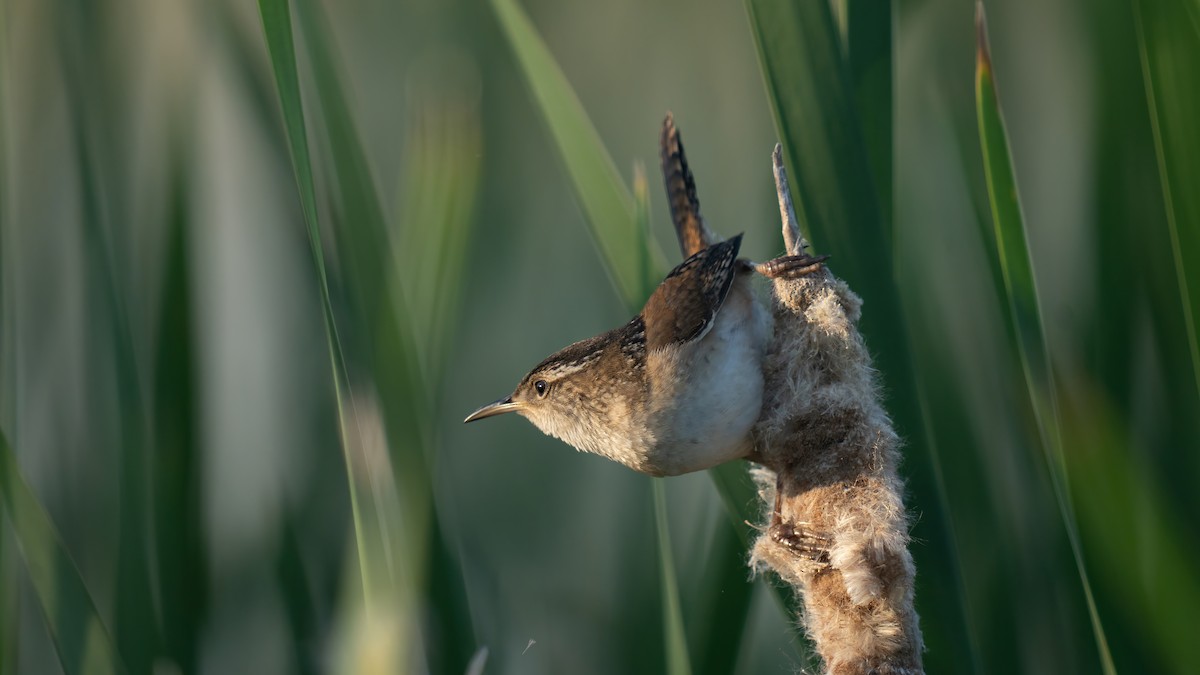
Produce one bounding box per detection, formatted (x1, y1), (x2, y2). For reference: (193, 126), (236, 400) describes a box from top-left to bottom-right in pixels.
(492, 0), (669, 310)
(152, 160), (206, 674)
(0, 430), (126, 675)
(1063, 387), (1200, 675)
(1134, 0), (1200, 398)
(975, 6), (1116, 673)
(256, 0), (372, 608)
(844, 0), (893, 228)
(654, 481), (693, 675)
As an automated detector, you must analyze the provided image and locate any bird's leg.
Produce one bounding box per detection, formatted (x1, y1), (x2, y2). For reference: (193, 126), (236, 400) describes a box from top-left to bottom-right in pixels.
(769, 473), (832, 565)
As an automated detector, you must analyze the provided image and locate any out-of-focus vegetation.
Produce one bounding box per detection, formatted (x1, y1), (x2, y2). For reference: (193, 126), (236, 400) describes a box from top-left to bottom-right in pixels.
(0, 0), (1196, 674)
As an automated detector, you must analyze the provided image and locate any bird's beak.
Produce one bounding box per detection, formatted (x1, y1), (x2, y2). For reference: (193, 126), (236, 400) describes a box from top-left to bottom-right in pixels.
(463, 396), (522, 423)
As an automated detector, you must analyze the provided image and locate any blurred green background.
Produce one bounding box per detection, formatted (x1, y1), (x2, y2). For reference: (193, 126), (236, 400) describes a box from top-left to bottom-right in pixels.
(1, 0), (1197, 673)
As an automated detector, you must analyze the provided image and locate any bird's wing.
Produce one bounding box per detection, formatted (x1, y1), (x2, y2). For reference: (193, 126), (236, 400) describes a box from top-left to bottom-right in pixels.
(660, 113), (720, 258)
(643, 234), (743, 350)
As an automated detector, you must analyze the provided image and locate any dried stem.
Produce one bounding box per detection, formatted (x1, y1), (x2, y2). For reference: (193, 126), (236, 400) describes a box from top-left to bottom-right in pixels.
(751, 148), (924, 675)
(771, 143), (805, 255)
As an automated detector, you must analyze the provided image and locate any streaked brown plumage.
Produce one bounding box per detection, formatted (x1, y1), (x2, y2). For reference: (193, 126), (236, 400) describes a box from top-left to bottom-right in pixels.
(465, 116), (827, 476)
(465, 235), (768, 476)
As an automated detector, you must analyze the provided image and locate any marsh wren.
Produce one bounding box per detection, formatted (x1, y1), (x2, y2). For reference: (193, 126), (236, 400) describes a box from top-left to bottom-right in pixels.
(464, 115), (827, 476)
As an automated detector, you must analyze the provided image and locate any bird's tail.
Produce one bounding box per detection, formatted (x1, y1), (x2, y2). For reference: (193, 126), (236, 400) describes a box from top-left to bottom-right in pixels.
(660, 113), (719, 258)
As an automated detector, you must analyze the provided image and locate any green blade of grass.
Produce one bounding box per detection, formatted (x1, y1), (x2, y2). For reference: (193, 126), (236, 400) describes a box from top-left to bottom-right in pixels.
(845, 0), (893, 229)
(390, 97), (483, 672)
(397, 109), (482, 378)
(975, 12), (1054, 449)
(0, 529), (14, 675)
(208, 0), (290, 162)
(256, 0), (373, 613)
(73, 141), (154, 675)
(491, 0), (669, 310)
(275, 516), (320, 675)
(691, 515), (753, 675)
(288, 0), (429, 458)
(743, 0), (884, 265)
(394, 67), (485, 379)
(654, 480), (692, 675)
(290, 1), (480, 670)
(257, 3), (411, 652)
(0, 2), (17, 669)
(906, 349), (989, 674)
(705, 461), (812, 670)
(1062, 387), (1200, 675)
(974, 6), (1115, 673)
(259, 1), (481, 671)
(1133, 0), (1200, 398)
(151, 158), (207, 674)
(54, 9), (161, 670)
(0, 430), (127, 675)
(257, 0), (322, 259)
(255, 5), (423, 633)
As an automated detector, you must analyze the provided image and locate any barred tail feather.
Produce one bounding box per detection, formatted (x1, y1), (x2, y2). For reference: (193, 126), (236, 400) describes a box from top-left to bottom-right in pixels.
(660, 113), (719, 258)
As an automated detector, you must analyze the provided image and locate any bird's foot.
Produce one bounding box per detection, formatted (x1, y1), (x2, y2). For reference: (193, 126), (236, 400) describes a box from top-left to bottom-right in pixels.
(763, 472), (830, 567)
(769, 520), (832, 566)
(755, 253), (829, 279)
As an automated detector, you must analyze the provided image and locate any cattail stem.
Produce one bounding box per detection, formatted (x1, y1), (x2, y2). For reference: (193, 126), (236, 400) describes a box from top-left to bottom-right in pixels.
(750, 145), (924, 675)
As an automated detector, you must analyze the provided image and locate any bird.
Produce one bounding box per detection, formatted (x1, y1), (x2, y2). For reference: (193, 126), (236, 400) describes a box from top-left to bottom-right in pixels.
(463, 115), (826, 477)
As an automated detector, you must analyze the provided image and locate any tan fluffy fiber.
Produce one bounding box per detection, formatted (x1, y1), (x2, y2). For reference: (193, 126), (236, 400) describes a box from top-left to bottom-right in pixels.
(749, 148), (923, 675)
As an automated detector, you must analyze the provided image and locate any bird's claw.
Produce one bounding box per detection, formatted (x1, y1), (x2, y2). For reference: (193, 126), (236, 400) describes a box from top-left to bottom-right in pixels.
(769, 520), (832, 565)
(755, 253), (830, 279)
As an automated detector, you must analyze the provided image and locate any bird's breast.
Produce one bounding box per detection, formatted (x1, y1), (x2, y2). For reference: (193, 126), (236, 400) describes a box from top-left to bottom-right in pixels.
(642, 277), (768, 475)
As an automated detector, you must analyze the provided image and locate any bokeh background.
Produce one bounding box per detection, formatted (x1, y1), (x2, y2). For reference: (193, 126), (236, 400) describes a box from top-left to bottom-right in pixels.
(1, 0), (1197, 673)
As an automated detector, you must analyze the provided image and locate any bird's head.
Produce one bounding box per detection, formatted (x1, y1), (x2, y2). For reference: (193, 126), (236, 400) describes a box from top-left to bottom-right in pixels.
(464, 330), (624, 457)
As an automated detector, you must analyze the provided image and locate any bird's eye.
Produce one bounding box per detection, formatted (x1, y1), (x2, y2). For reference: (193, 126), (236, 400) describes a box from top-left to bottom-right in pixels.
(534, 380), (548, 397)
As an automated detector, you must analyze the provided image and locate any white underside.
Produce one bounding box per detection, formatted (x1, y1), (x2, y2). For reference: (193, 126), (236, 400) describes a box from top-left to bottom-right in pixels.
(640, 278), (768, 475)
